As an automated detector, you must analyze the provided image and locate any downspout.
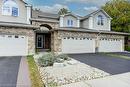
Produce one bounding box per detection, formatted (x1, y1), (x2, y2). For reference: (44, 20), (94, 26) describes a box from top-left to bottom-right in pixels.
(95, 30), (101, 53)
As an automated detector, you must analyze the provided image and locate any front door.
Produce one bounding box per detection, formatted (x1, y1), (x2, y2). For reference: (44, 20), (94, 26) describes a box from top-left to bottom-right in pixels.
(37, 35), (44, 48)
(45, 34), (51, 49)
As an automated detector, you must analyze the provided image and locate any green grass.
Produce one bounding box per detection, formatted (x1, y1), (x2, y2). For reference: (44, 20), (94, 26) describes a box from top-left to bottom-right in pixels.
(106, 54), (130, 60)
(27, 55), (44, 87)
(125, 45), (130, 51)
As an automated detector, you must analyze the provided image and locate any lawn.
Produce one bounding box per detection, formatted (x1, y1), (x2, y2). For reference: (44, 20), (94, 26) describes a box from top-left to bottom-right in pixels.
(106, 54), (130, 60)
(27, 55), (44, 87)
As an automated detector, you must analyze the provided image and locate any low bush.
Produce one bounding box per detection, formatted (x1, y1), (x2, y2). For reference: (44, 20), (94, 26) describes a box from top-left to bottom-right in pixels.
(38, 52), (56, 67)
(37, 53), (69, 67)
(56, 54), (69, 60)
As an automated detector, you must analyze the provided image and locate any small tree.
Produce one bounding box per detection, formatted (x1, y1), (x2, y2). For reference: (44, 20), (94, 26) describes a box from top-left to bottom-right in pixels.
(58, 8), (69, 15)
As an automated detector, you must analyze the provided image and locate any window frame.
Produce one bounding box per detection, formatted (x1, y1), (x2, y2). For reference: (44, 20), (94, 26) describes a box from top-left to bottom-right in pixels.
(2, 0), (19, 17)
(97, 15), (104, 26)
(67, 19), (73, 27)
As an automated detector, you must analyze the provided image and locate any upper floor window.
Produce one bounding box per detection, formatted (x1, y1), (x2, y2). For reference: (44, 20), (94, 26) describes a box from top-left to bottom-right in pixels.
(2, 0), (19, 17)
(97, 15), (104, 25)
(67, 20), (73, 27)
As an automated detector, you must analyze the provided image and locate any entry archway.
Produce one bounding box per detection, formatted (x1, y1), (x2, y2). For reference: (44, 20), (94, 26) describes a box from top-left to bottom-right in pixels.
(36, 24), (52, 52)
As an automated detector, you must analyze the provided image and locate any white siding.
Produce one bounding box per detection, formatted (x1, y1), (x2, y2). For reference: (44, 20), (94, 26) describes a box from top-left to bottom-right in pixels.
(81, 11), (111, 31)
(82, 18), (89, 29)
(0, 0), (28, 24)
(93, 12), (111, 31)
(63, 16), (78, 27)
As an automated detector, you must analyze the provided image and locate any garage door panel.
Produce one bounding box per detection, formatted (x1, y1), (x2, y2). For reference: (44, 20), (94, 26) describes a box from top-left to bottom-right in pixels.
(99, 39), (123, 52)
(0, 35), (28, 56)
(62, 38), (95, 54)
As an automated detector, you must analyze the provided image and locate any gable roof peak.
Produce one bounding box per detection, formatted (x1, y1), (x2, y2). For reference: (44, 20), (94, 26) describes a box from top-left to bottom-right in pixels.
(82, 8), (112, 20)
(60, 12), (81, 19)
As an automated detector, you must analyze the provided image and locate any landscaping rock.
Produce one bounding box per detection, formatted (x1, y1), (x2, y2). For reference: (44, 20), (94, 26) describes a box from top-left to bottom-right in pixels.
(39, 59), (110, 86)
(67, 59), (78, 65)
(53, 63), (65, 67)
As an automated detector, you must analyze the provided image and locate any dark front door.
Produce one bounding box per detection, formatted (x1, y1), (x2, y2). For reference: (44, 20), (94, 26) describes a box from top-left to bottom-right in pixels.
(45, 34), (51, 49)
(36, 34), (51, 49)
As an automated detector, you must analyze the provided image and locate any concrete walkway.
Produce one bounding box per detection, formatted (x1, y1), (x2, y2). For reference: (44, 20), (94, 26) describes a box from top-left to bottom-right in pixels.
(60, 72), (130, 87)
(17, 57), (31, 87)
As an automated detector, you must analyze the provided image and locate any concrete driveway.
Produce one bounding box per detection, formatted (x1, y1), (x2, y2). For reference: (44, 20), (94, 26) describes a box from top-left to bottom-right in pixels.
(0, 56), (21, 87)
(69, 53), (130, 75)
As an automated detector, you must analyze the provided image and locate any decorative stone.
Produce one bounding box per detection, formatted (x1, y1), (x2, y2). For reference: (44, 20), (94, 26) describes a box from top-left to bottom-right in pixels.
(67, 60), (78, 65)
(53, 63), (65, 67)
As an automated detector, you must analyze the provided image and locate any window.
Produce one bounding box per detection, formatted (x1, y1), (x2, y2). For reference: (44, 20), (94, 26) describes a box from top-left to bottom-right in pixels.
(67, 20), (70, 26)
(2, 6), (11, 15)
(15, 35), (19, 38)
(67, 20), (73, 27)
(72, 37), (74, 39)
(67, 37), (70, 39)
(12, 7), (18, 16)
(71, 20), (73, 26)
(2, 0), (19, 17)
(8, 35), (12, 38)
(97, 15), (104, 25)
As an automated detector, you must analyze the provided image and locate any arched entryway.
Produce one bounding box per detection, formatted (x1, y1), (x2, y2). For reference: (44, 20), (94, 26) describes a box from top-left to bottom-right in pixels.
(36, 24), (52, 52)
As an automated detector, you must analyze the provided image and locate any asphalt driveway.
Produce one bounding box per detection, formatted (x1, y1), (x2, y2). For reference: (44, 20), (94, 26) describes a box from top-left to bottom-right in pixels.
(0, 56), (21, 87)
(69, 53), (130, 75)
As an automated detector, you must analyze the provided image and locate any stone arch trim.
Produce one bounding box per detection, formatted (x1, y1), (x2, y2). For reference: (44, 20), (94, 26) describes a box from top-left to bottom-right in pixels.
(40, 24), (52, 30)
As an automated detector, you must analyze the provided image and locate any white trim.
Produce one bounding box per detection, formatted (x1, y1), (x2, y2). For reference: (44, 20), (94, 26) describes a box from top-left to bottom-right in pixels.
(88, 16), (93, 29)
(26, 6), (31, 24)
(60, 16), (64, 27)
(77, 18), (80, 27)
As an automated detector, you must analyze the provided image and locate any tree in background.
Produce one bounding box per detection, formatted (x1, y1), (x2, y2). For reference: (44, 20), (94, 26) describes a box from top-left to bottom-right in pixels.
(102, 0), (130, 33)
(58, 8), (70, 15)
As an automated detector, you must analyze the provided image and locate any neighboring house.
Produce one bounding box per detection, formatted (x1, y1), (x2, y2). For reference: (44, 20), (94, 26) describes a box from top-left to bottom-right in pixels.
(0, 0), (129, 56)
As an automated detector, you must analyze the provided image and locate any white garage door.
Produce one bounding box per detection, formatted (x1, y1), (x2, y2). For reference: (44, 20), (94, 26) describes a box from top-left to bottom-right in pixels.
(99, 38), (123, 52)
(0, 35), (28, 56)
(62, 37), (95, 54)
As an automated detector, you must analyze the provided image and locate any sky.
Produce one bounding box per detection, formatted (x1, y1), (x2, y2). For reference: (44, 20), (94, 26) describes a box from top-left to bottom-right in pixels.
(25, 0), (111, 16)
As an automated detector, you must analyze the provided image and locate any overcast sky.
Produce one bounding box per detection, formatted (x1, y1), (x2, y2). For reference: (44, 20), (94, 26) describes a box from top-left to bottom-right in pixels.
(26, 0), (111, 16)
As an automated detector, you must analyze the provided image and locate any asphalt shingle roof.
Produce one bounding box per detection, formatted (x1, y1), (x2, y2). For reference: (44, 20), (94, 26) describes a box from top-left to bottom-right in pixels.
(32, 9), (59, 19)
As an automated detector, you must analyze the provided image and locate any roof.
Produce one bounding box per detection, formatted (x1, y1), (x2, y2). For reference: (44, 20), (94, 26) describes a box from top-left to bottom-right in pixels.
(21, 0), (27, 4)
(61, 13), (80, 19)
(32, 9), (111, 21)
(0, 22), (39, 29)
(81, 9), (112, 20)
(32, 9), (59, 19)
(53, 27), (130, 36)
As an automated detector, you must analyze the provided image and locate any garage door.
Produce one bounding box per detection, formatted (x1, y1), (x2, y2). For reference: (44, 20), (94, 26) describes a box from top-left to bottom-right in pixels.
(99, 38), (123, 52)
(62, 37), (95, 54)
(0, 34), (28, 56)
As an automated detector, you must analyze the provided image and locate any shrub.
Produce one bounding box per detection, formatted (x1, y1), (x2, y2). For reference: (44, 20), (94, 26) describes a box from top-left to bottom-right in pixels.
(56, 54), (69, 60)
(37, 53), (70, 67)
(38, 52), (55, 67)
